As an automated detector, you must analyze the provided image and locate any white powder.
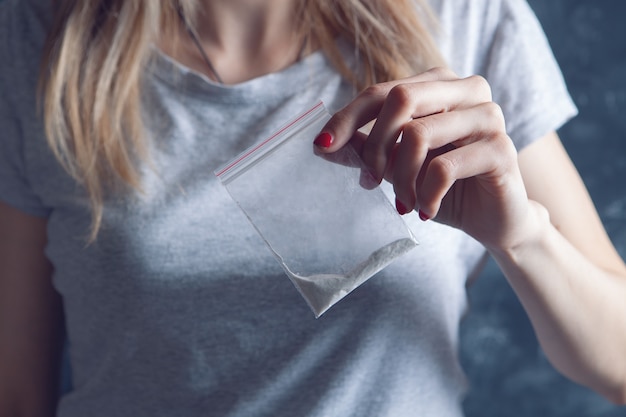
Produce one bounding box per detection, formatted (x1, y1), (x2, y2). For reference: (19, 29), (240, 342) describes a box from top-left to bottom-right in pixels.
(285, 238), (417, 317)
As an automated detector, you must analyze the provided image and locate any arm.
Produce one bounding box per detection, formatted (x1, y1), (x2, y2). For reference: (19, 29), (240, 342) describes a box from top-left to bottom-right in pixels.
(492, 131), (626, 403)
(0, 201), (63, 417)
(315, 67), (626, 404)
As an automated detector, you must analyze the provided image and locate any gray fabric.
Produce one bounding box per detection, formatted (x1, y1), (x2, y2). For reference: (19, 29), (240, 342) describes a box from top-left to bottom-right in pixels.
(0, 0), (576, 416)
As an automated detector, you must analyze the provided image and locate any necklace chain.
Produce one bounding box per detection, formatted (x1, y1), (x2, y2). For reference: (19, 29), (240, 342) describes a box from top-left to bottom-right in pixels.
(180, 15), (225, 84)
(179, 10), (309, 85)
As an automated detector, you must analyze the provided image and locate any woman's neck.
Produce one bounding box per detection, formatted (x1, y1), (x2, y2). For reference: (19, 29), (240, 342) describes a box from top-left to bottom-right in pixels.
(161, 0), (307, 84)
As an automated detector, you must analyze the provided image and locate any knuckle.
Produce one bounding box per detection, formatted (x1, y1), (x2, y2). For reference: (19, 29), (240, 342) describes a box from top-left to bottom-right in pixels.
(429, 154), (457, 182)
(467, 74), (493, 101)
(500, 134), (518, 160)
(387, 84), (414, 109)
(428, 66), (458, 80)
(482, 101), (506, 130)
(324, 108), (353, 136)
(489, 133), (518, 168)
(360, 83), (387, 101)
(404, 119), (434, 143)
(330, 108), (353, 127)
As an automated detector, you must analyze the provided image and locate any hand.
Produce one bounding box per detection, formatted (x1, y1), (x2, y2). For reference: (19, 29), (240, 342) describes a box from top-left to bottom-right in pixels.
(315, 67), (536, 251)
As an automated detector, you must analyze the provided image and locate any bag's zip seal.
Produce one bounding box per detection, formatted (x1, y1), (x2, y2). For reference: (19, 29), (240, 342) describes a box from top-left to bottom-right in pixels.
(215, 101), (326, 182)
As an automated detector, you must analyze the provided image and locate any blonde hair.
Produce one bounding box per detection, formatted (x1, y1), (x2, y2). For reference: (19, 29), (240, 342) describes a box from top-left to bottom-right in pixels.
(39, 0), (444, 241)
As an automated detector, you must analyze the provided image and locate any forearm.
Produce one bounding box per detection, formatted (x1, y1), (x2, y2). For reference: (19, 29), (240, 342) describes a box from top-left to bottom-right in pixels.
(489, 200), (626, 403)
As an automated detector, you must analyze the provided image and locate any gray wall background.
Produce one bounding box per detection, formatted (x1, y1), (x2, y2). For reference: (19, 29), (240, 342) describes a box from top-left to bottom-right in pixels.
(460, 1), (626, 416)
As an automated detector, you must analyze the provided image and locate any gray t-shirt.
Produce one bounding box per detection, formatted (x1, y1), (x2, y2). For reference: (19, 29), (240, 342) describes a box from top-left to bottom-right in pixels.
(0, 0), (577, 416)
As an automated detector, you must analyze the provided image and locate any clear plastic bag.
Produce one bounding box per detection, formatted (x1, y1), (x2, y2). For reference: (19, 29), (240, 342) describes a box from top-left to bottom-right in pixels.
(215, 102), (418, 317)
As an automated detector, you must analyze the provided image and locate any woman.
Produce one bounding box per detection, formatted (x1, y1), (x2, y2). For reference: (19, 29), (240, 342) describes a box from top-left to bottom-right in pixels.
(1, 0), (625, 416)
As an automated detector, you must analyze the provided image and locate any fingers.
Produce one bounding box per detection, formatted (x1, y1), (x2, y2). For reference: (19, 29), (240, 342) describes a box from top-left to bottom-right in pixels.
(392, 101), (507, 211)
(363, 75), (492, 181)
(316, 70), (494, 186)
(417, 133), (517, 220)
(314, 67), (459, 154)
(393, 103), (516, 219)
(314, 69), (511, 223)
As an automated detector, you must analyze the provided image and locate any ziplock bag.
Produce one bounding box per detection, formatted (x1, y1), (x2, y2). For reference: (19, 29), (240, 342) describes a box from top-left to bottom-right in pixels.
(215, 102), (418, 317)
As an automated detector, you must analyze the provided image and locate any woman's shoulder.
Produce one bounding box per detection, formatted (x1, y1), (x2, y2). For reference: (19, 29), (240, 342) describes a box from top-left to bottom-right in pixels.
(430, 0), (577, 149)
(428, 0), (550, 75)
(429, 0), (540, 43)
(429, 0), (531, 21)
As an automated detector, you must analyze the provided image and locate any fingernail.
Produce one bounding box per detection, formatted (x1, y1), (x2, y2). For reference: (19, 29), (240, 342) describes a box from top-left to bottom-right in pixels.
(395, 198), (409, 215)
(314, 132), (332, 148)
(418, 209), (430, 221)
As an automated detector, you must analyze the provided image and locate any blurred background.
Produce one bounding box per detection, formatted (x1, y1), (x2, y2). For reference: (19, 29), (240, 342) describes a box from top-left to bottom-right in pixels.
(460, 1), (626, 416)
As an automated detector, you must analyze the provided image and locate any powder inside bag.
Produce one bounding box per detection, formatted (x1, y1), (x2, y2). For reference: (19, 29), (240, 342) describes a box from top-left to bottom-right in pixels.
(285, 237), (417, 317)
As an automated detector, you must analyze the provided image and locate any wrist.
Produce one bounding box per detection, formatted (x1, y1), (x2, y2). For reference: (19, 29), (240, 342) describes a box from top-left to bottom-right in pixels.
(486, 199), (552, 260)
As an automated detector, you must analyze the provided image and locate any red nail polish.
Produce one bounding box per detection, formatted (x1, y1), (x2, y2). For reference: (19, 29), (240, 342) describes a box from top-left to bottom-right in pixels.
(395, 198), (409, 215)
(314, 132), (332, 148)
(418, 210), (430, 221)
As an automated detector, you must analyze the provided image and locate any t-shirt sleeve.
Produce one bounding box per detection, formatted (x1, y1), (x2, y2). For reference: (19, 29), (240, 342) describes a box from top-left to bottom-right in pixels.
(0, 1), (50, 218)
(481, 0), (578, 150)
